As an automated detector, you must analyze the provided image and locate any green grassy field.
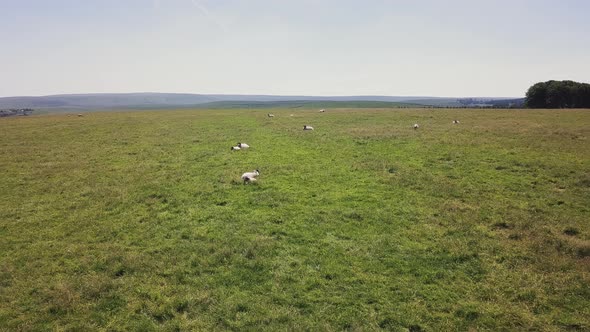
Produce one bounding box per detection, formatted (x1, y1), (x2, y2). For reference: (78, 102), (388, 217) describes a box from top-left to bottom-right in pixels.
(1, 108), (589, 331)
(192, 100), (423, 109)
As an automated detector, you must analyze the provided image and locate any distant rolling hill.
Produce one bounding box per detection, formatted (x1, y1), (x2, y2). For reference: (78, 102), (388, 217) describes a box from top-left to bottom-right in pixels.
(0, 93), (220, 109)
(0, 93), (524, 111)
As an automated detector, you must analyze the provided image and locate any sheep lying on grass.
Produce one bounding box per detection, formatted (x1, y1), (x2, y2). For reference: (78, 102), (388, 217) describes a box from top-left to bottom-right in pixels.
(237, 142), (249, 148)
(241, 170), (260, 183)
(231, 146), (241, 151)
(303, 125), (314, 130)
(453, 120), (460, 124)
(413, 123), (419, 129)
(267, 113), (274, 118)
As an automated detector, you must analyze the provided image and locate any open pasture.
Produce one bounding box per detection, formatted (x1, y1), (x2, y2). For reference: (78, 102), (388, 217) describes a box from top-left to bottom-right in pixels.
(1, 108), (589, 331)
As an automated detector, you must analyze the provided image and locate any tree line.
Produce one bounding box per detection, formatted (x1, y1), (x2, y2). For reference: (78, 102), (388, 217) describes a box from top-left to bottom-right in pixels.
(526, 80), (590, 108)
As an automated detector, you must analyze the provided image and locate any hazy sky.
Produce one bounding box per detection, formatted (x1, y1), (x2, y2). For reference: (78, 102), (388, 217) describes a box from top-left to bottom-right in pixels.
(1, 0), (589, 97)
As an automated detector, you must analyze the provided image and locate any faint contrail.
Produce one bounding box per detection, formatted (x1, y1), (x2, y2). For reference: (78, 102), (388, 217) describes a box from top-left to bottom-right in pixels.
(189, 0), (228, 32)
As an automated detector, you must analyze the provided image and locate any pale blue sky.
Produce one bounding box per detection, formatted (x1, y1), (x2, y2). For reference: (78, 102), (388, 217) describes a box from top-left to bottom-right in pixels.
(1, 0), (589, 97)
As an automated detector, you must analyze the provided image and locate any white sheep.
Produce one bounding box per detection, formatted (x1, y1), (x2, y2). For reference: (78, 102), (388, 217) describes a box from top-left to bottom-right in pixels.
(413, 123), (419, 130)
(319, 109), (325, 113)
(453, 120), (460, 124)
(267, 113), (275, 118)
(241, 169), (260, 183)
(303, 125), (314, 130)
(237, 142), (249, 148)
(231, 146), (241, 151)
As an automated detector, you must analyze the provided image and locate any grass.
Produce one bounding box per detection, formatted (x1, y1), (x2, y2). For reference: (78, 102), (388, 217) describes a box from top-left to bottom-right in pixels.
(0, 108), (589, 331)
(192, 100), (423, 109)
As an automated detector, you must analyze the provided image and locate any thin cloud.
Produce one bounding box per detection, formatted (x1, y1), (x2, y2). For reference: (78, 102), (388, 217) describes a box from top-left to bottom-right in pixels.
(189, 0), (228, 32)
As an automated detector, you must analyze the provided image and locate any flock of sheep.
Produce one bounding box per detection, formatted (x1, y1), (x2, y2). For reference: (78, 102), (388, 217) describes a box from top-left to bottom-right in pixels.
(237, 110), (460, 183)
(236, 112), (320, 182)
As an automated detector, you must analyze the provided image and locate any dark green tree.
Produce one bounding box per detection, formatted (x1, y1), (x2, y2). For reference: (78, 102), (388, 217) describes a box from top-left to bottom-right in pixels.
(525, 80), (590, 108)
(525, 82), (548, 108)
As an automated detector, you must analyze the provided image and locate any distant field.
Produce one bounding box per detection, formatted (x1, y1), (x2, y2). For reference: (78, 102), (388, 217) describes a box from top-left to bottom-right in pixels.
(20, 100), (424, 114)
(192, 100), (423, 109)
(1, 108), (589, 331)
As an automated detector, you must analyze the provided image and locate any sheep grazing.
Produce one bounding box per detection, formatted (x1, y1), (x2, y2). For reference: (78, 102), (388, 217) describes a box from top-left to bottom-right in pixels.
(413, 124), (419, 130)
(237, 142), (249, 149)
(303, 125), (314, 131)
(77, 114), (83, 117)
(267, 113), (275, 118)
(319, 109), (325, 113)
(453, 120), (460, 124)
(231, 146), (241, 151)
(241, 169), (260, 183)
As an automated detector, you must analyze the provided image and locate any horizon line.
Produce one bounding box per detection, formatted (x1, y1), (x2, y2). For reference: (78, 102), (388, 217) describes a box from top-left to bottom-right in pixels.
(0, 92), (525, 99)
